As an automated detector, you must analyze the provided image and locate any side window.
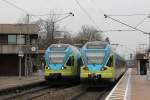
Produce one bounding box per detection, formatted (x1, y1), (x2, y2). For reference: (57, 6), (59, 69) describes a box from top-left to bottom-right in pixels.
(106, 56), (113, 67)
(8, 35), (16, 44)
(79, 58), (83, 67)
(17, 35), (25, 44)
(71, 56), (74, 66)
(66, 56), (74, 66)
(0, 35), (7, 44)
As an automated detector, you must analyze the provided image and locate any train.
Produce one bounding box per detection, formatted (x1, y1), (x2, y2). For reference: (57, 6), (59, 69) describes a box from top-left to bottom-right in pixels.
(80, 41), (126, 83)
(44, 44), (81, 83)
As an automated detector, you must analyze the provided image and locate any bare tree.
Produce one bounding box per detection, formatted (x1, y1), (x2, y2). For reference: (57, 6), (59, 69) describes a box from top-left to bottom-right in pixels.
(74, 25), (103, 45)
(34, 14), (62, 49)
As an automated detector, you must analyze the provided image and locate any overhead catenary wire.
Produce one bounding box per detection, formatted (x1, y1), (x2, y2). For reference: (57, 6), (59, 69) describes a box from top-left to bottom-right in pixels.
(74, 0), (110, 42)
(2, 0), (72, 21)
(89, 0), (105, 14)
(89, 0), (150, 34)
(106, 13), (149, 30)
(103, 29), (137, 32)
(107, 13), (150, 17)
(30, 13), (72, 17)
(74, 0), (102, 32)
(104, 14), (148, 34)
(88, 0), (112, 39)
(2, 0), (28, 14)
(135, 17), (147, 28)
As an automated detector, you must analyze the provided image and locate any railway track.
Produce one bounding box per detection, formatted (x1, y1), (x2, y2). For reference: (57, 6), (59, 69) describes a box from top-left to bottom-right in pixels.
(69, 87), (111, 100)
(0, 81), (77, 100)
(0, 82), (113, 100)
(0, 81), (48, 99)
(10, 85), (72, 100)
(31, 85), (85, 100)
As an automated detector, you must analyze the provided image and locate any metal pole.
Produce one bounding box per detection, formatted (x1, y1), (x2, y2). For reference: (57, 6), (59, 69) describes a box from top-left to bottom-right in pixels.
(19, 30), (22, 80)
(51, 22), (54, 44)
(146, 34), (150, 80)
(19, 56), (22, 80)
(26, 14), (30, 77)
(26, 14), (30, 45)
(149, 34), (150, 49)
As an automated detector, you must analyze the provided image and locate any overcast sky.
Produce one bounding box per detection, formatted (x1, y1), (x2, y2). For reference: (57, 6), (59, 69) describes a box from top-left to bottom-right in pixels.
(1, 0), (150, 58)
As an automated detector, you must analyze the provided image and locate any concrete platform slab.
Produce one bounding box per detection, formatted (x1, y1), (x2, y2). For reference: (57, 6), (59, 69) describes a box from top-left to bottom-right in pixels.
(0, 74), (45, 91)
(105, 68), (150, 100)
(131, 68), (150, 100)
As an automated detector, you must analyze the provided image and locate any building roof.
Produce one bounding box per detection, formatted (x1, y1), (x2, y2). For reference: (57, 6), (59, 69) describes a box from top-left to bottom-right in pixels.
(0, 24), (40, 34)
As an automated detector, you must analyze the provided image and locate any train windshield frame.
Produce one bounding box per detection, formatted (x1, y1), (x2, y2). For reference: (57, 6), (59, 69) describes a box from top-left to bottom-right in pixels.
(49, 52), (65, 64)
(86, 42), (107, 49)
(86, 51), (105, 64)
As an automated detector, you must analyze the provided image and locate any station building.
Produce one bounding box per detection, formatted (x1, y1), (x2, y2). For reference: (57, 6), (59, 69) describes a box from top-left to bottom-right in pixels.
(0, 24), (40, 76)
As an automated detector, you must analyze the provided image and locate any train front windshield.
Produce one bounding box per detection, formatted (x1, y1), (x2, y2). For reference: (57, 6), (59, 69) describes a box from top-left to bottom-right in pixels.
(49, 52), (65, 64)
(86, 51), (105, 64)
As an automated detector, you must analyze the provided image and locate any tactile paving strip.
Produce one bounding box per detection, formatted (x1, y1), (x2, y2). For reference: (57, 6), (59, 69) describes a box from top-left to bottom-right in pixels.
(105, 69), (131, 100)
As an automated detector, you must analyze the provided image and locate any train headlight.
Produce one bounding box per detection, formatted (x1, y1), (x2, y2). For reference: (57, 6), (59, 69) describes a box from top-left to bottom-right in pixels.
(48, 67), (51, 70)
(62, 66), (67, 69)
(83, 67), (89, 70)
(46, 66), (50, 70)
(101, 67), (107, 71)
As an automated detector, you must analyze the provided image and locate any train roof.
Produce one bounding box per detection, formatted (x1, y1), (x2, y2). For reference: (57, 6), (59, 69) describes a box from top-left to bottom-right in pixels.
(48, 43), (80, 54)
(50, 44), (69, 48)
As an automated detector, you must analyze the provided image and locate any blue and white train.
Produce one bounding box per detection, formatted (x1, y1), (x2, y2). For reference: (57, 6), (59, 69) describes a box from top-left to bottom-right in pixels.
(80, 41), (126, 83)
(44, 44), (81, 83)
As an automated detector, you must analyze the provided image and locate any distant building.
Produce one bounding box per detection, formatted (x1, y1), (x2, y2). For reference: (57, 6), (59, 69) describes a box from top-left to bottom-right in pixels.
(136, 53), (148, 75)
(0, 24), (40, 76)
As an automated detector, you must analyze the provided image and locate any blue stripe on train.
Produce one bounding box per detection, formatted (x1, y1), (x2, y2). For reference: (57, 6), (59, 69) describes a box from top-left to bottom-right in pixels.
(87, 64), (103, 72)
(49, 64), (63, 71)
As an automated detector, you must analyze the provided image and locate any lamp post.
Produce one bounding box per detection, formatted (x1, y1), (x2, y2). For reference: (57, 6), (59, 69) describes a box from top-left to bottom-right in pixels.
(18, 30), (24, 80)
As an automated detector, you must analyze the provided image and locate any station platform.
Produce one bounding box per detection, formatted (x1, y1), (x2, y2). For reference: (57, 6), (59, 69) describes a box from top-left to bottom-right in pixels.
(130, 68), (150, 100)
(105, 68), (150, 100)
(0, 73), (45, 91)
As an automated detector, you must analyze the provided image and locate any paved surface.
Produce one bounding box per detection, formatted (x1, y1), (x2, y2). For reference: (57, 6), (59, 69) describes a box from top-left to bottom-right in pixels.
(106, 68), (150, 100)
(105, 68), (131, 100)
(1, 68), (150, 100)
(130, 68), (150, 100)
(0, 73), (45, 91)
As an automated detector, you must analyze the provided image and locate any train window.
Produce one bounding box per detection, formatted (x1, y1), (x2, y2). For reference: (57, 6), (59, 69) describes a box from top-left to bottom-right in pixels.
(106, 56), (113, 67)
(79, 58), (84, 66)
(66, 57), (71, 66)
(87, 42), (107, 49)
(49, 52), (65, 64)
(87, 51), (105, 64)
(66, 56), (74, 66)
